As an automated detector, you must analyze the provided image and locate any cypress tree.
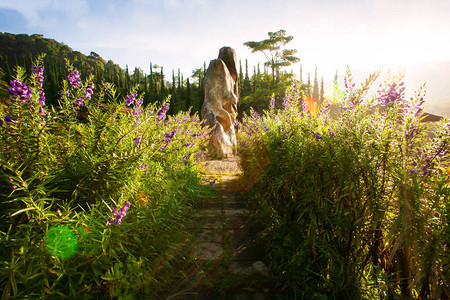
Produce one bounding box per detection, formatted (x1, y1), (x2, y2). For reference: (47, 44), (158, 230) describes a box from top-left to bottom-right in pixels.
(186, 78), (191, 111)
(125, 65), (131, 91)
(160, 67), (165, 96)
(171, 69), (176, 113)
(320, 76), (325, 106)
(299, 64), (303, 82)
(243, 59), (251, 95)
(307, 73), (311, 97)
(252, 66), (257, 93)
(334, 70), (338, 82)
(238, 60), (244, 95)
(312, 67), (319, 102)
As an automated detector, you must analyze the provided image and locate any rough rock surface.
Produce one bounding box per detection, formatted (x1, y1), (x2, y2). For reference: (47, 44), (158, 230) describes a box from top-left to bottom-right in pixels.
(201, 47), (239, 158)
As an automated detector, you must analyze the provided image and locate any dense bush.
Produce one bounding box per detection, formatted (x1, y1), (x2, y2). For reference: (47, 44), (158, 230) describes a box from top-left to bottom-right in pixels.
(0, 56), (213, 298)
(238, 72), (449, 299)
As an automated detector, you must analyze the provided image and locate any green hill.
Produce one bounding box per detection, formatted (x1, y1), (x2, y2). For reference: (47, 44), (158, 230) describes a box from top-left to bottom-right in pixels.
(0, 32), (127, 105)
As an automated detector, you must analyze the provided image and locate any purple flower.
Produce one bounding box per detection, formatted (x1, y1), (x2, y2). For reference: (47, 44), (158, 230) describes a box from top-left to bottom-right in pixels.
(282, 126), (288, 137)
(240, 140), (248, 147)
(8, 80), (33, 104)
(108, 201), (131, 226)
(302, 100), (307, 112)
(405, 126), (417, 140)
(318, 104), (331, 116)
(11, 184), (17, 189)
(126, 92), (137, 106)
(32, 65), (45, 105)
(181, 153), (192, 165)
(161, 127), (179, 149)
(132, 98), (144, 119)
(314, 132), (324, 141)
(252, 111), (260, 120)
(414, 98), (425, 116)
(67, 69), (81, 88)
(75, 97), (84, 106)
(156, 105), (170, 124)
(139, 163), (149, 174)
(377, 82), (405, 106)
(39, 106), (46, 116)
(20, 182), (26, 187)
(134, 132), (143, 146)
(283, 94), (291, 109)
(165, 130), (176, 140)
(4, 115), (17, 125)
(328, 128), (335, 136)
(270, 95), (276, 108)
(85, 85), (94, 99)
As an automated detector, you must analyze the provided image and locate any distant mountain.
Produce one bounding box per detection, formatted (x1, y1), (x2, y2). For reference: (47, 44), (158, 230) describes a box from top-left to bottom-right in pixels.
(424, 99), (450, 119)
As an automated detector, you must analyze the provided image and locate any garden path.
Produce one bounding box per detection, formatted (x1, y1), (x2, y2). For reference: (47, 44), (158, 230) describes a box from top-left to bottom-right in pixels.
(167, 156), (284, 299)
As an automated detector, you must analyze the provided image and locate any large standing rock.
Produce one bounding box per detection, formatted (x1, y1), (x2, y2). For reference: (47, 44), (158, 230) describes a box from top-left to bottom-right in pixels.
(201, 47), (239, 158)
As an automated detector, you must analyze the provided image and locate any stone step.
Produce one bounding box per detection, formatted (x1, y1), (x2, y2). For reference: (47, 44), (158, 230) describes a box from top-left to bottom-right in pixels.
(223, 216), (252, 229)
(193, 209), (223, 218)
(228, 260), (269, 277)
(223, 209), (251, 217)
(190, 242), (224, 260)
(186, 216), (223, 229)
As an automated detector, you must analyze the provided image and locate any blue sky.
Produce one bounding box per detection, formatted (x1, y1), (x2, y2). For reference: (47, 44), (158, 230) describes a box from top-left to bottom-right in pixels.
(1, 0), (450, 107)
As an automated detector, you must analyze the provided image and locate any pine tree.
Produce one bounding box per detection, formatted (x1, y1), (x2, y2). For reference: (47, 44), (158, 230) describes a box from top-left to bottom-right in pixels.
(312, 67), (319, 102)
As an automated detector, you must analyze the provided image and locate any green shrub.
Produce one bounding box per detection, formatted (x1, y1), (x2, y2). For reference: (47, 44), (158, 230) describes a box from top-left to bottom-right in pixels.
(238, 70), (449, 299)
(0, 56), (213, 298)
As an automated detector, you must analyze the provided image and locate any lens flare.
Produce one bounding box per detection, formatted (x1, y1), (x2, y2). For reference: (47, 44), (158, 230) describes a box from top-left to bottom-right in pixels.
(45, 225), (78, 259)
(304, 96), (319, 115)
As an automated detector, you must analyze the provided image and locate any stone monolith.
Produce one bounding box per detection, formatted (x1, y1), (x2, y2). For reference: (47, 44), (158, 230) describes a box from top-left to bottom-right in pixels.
(201, 47), (239, 158)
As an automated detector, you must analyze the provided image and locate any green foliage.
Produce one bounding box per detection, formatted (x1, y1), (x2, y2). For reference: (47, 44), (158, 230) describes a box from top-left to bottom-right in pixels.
(0, 59), (214, 298)
(238, 74), (450, 299)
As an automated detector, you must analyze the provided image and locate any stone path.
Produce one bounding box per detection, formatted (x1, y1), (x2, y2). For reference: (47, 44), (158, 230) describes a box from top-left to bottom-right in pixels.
(166, 158), (285, 299)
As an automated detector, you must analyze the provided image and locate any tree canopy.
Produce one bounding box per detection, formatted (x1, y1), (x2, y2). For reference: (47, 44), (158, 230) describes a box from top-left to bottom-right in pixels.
(244, 29), (300, 88)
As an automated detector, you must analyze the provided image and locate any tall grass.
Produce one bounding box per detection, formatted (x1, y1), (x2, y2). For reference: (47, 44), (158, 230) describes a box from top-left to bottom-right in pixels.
(238, 74), (449, 299)
(0, 56), (214, 298)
